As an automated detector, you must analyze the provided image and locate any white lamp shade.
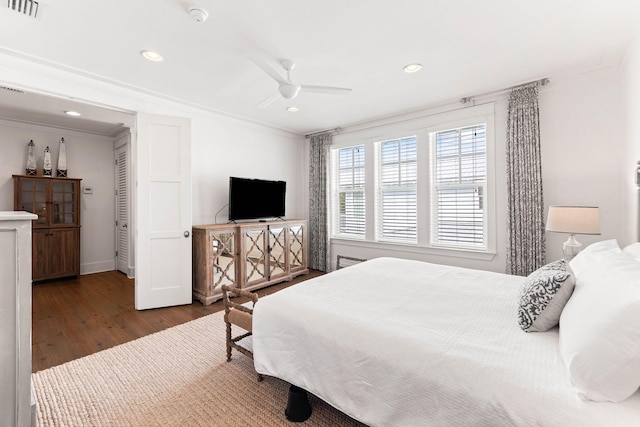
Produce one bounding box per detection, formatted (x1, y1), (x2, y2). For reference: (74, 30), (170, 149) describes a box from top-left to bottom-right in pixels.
(545, 206), (601, 235)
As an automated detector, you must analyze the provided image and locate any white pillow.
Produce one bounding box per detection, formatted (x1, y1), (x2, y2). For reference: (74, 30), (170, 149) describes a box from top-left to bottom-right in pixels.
(517, 259), (575, 332)
(569, 239), (621, 279)
(623, 242), (640, 262)
(559, 249), (640, 402)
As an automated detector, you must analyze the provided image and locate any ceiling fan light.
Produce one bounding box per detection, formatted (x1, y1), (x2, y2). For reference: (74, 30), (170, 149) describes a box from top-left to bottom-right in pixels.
(403, 63), (422, 73)
(141, 50), (163, 62)
(279, 84), (301, 99)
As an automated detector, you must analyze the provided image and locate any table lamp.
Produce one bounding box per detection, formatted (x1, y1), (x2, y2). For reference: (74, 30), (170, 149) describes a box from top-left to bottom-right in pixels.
(545, 206), (601, 261)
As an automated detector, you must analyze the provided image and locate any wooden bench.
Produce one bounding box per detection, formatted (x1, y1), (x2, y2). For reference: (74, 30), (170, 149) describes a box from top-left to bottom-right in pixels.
(221, 285), (263, 381)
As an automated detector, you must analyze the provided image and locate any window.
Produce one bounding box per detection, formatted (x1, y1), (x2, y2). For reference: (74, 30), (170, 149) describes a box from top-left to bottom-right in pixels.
(337, 145), (365, 236)
(330, 104), (493, 257)
(431, 125), (487, 248)
(378, 136), (417, 242)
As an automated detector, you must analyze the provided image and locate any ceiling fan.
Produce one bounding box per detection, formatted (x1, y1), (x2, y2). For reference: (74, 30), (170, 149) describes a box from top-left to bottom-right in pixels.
(252, 58), (352, 109)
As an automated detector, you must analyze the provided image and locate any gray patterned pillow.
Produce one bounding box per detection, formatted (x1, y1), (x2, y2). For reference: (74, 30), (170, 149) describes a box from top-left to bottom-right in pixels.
(517, 259), (575, 332)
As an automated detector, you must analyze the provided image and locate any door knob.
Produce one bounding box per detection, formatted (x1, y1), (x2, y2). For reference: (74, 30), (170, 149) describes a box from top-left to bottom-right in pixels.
(184, 230), (190, 238)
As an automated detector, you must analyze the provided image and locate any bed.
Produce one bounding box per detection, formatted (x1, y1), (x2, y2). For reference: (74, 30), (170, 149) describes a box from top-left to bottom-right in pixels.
(252, 247), (640, 426)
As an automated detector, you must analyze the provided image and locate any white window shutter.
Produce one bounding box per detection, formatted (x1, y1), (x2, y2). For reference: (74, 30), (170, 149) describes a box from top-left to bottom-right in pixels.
(378, 136), (417, 242)
(337, 145), (366, 236)
(431, 125), (487, 248)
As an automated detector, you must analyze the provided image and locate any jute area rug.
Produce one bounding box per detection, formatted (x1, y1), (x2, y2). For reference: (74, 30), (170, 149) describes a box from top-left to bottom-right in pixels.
(32, 311), (364, 427)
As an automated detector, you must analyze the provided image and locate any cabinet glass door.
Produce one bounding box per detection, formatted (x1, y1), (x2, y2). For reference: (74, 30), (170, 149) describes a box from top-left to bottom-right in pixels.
(51, 180), (77, 225)
(243, 228), (267, 285)
(210, 230), (236, 292)
(20, 178), (47, 226)
(289, 224), (305, 271)
(268, 226), (287, 279)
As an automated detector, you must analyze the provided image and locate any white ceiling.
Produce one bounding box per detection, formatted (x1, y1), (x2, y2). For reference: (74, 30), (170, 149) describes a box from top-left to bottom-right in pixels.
(0, 0), (638, 136)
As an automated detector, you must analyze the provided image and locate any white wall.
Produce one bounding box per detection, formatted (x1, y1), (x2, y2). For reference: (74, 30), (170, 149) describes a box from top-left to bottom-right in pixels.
(189, 114), (305, 225)
(0, 120), (117, 275)
(330, 64), (629, 273)
(541, 66), (627, 260)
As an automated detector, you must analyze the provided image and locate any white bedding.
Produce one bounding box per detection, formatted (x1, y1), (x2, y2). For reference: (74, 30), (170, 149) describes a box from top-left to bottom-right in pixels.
(253, 257), (640, 426)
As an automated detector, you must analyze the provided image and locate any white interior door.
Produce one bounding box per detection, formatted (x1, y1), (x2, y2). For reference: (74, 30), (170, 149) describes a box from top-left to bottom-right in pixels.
(135, 113), (192, 310)
(115, 143), (129, 275)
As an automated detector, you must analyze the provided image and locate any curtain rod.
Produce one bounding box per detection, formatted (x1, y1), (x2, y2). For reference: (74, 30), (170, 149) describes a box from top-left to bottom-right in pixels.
(306, 78), (549, 138)
(459, 78), (550, 104)
(305, 127), (342, 139)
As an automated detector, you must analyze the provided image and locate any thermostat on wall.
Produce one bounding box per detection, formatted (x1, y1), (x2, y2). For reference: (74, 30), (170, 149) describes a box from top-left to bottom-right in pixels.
(83, 186), (93, 194)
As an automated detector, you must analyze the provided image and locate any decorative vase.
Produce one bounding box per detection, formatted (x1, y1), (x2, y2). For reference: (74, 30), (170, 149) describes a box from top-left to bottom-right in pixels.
(26, 140), (37, 175)
(56, 137), (68, 177)
(43, 146), (52, 177)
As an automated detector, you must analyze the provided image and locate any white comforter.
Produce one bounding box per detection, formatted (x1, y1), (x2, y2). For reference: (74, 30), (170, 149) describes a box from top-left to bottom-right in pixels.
(253, 257), (640, 426)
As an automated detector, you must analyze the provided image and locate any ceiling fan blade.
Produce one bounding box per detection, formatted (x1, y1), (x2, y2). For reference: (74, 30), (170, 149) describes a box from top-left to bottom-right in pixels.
(300, 85), (352, 95)
(256, 91), (282, 109)
(251, 58), (288, 86)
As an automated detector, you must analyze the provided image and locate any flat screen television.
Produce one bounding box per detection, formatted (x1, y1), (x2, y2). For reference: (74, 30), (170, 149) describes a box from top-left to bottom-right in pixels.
(228, 177), (286, 221)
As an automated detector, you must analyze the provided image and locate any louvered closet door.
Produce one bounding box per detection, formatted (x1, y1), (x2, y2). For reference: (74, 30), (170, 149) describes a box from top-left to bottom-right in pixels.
(115, 144), (129, 274)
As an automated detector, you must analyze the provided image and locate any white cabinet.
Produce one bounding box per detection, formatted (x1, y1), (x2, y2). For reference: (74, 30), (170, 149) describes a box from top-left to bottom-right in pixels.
(0, 211), (36, 427)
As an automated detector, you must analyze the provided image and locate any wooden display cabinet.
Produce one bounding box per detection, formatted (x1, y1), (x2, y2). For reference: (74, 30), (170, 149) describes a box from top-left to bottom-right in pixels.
(287, 221), (307, 275)
(192, 224), (238, 305)
(238, 223), (287, 289)
(192, 220), (308, 305)
(13, 175), (81, 281)
(237, 220), (308, 291)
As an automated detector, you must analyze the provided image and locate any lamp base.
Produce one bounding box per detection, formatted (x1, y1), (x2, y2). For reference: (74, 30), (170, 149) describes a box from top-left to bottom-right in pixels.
(563, 234), (582, 262)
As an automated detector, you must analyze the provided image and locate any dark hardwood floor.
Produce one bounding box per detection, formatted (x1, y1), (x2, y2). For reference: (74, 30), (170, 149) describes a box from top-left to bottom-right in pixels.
(32, 269), (323, 373)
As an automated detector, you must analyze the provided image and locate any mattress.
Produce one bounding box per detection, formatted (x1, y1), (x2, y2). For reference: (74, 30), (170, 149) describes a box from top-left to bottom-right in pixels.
(252, 257), (640, 426)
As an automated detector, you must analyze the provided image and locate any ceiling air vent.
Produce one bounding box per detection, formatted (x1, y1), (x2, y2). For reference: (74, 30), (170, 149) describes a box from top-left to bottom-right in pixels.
(0, 85), (25, 93)
(7, 0), (39, 18)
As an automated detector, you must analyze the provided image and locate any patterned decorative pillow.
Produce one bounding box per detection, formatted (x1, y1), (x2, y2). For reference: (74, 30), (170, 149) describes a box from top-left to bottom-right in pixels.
(517, 259), (575, 332)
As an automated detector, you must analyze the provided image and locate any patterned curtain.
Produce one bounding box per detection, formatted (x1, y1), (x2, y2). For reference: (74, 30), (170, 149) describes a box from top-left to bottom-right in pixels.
(506, 82), (545, 276)
(308, 132), (332, 271)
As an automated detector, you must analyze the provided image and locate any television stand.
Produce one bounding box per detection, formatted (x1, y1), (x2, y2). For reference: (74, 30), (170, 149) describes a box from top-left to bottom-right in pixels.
(192, 219), (308, 305)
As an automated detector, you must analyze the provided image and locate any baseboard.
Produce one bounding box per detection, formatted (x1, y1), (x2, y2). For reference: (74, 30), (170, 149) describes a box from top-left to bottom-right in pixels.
(80, 260), (116, 275)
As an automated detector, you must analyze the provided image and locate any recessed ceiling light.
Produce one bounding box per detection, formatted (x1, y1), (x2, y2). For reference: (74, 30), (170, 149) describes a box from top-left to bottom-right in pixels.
(64, 111), (81, 117)
(287, 106), (299, 112)
(140, 50), (163, 62)
(403, 63), (422, 73)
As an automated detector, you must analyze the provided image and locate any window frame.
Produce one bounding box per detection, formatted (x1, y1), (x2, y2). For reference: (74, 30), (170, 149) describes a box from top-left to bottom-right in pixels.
(328, 103), (496, 259)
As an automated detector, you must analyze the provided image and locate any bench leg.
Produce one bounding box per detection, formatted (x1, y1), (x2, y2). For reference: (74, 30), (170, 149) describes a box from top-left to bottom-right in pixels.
(225, 320), (232, 362)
